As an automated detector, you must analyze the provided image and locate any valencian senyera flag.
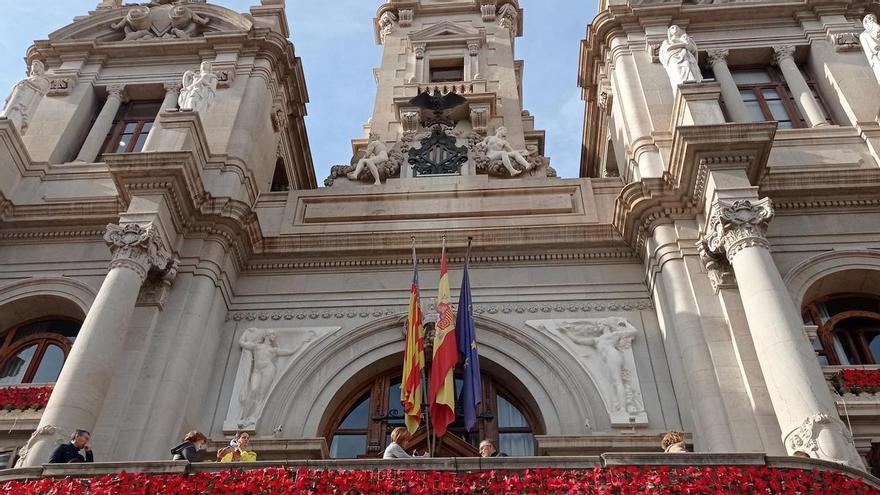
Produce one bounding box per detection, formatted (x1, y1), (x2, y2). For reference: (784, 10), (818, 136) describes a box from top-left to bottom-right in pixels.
(430, 243), (458, 437)
(402, 245), (426, 434)
(455, 255), (482, 432)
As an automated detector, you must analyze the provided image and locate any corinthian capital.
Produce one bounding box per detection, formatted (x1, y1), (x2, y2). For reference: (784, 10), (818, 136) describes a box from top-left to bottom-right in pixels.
(702, 198), (774, 261)
(707, 49), (729, 66)
(104, 223), (175, 282)
(772, 45), (795, 65)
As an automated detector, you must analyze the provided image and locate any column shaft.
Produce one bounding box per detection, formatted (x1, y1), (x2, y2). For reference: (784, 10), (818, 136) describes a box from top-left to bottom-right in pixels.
(773, 46), (827, 127)
(141, 83), (181, 151)
(708, 50), (750, 123)
(75, 85), (126, 163)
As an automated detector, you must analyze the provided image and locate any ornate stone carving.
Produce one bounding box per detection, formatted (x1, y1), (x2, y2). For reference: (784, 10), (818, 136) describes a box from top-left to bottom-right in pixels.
(400, 109), (421, 135)
(137, 258), (179, 308)
(702, 199), (774, 261)
(398, 9), (413, 28)
(659, 25), (702, 88)
(470, 127), (544, 177)
(224, 327), (336, 431)
(698, 240), (736, 292)
(104, 223), (175, 282)
(413, 42), (427, 60)
(469, 104), (490, 135)
(1, 60), (50, 135)
(831, 32), (860, 52)
(271, 106), (288, 133)
(498, 4), (518, 40)
(772, 44), (795, 65)
(379, 11), (397, 44)
(785, 413), (864, 467)
(348, 133), (390, 185)
(481, 4), (497, 22)
(526, 318), (648, 426)
(597, 89), (612, 110)
(110, 4), (209, 41)
(15, 425), (64, 468)
(178, 61), (219, 114)
(324, 134), (409, 186)
(467, 39), (481, 57)
(706, 48), (729, 66)
(862, 15), (880, 83)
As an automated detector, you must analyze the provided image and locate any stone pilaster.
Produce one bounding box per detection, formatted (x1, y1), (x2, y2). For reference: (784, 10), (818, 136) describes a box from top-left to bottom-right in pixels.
(772, 46), (827, 128)
(21, 224), (177, 466)
(707, 49), (750, 123)
(75, 84), (127, 163)
(702, 199), (864, 467)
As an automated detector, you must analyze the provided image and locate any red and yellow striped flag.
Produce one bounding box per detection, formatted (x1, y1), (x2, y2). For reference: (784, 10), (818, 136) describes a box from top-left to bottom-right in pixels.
(430, 243), (458, 437)
(402, 246), (425, 434)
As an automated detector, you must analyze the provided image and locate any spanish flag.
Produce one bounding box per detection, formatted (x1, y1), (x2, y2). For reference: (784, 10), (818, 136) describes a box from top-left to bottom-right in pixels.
(430, 242), (458, 437)
(402, 244), (425, 434)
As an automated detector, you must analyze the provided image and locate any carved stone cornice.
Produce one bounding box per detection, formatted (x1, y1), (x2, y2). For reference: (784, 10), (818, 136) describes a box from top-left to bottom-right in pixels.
(104, 223), (175, 281)
(702, 198), (774, 261)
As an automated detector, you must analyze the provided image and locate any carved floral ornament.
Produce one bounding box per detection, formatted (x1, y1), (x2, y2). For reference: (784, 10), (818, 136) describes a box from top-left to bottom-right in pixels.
(103, 223), (176, 281)
(701, 198), (774, 261)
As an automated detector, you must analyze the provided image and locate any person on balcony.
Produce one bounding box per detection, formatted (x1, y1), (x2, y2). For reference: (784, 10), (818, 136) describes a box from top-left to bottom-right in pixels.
(216, 431), (257, 462)
(170, 430), (208, 462)
(661, 431), (688, 453)
(383, 427), (429, 458)
(48, 429), (94, 463)
(479, 439), (508, 458)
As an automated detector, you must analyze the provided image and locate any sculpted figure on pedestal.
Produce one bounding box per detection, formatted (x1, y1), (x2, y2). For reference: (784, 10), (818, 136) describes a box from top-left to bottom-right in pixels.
(347, 133), (390, 185)
(559, 317), (642, 414)
(659, 25), (702, 88)
(861, 15), (880, 83)
(1, 60), (50, 134)
(238, 328), (314, 424)
(111, 4), (210, 41)
(477, 127), (533, 177)
(111, 7), (154, 41)
(169, 5), (210, 39)
(178, 61), (219, 113)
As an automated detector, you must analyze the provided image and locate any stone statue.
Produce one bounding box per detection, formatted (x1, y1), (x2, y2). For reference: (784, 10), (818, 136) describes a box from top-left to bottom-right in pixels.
(559, 317), (641, 414)
(659, 25), (702, 89)
(2, 60), (50, 135)
(347, 133), (389, 185)
(861, 14), (880, 83)
(178, 61), (219, 113)
(169, 5), (210, 39)
(111, 4), (210, 41)
(379, 11), (397, 44)
(111, 7), (154, 41)
(238, 328), (314, 423)
(479, 127), (533, 177)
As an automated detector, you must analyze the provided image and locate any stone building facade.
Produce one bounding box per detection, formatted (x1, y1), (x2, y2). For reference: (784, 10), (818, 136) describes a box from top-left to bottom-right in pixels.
(0, 0), (877, 476)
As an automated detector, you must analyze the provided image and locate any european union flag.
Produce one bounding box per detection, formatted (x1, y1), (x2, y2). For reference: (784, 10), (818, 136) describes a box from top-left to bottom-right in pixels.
(455, 260), (482, 432)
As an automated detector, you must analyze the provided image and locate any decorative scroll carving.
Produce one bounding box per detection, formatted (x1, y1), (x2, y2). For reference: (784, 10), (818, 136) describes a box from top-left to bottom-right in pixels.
(498, 4), (518, 40)
(659, 25), (702, 88)
(1, 60), (50, 135)
(110, 4), (210, 41)
(526, 318), (648, 426)
(224, 327), (337, 431)
(104, 223), (176, 282)
(785, 413), (864, 467)
(702, 199), (774, 261)
(379, 11), (397, 44)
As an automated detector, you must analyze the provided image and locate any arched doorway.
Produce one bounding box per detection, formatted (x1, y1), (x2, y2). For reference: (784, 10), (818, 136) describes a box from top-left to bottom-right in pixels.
(323, 365), (542, 458)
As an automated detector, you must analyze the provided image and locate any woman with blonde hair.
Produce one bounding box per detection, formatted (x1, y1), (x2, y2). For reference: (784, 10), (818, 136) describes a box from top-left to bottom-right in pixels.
(383, 427), (429, 458)
(170, 431), (208, 462)
(661, 431), (688, 453)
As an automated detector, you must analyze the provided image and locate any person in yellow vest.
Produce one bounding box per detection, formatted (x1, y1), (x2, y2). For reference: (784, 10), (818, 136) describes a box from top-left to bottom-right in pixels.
(217, 431), (257, 462)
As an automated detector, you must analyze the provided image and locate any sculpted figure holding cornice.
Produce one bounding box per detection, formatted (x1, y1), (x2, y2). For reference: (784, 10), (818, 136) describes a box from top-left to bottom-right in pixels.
(1, 60), (50, 135)
(659, 25), (702, 89)
(480, 127), (533, 177)
(178, 61), (218, 114)
(348, 133), (389, 185)
(861, 14), (880, 83)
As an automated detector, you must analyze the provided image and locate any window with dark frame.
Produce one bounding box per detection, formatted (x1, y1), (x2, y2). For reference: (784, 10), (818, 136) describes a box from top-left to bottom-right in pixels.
(270, 157), (291, 192)
(803, 294), (880, 366)
(728, 66), (832, 128)
(101, 100), (163, 155)
(429, 58), (465, 83)
(0, 319), (81, 385)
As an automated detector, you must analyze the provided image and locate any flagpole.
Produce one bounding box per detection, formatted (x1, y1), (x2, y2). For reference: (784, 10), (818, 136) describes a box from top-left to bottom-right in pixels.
(413, 235), (432, 457)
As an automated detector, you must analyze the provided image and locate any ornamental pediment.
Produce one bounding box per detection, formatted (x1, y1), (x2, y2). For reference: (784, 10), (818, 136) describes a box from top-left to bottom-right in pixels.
(408, 21), (482, 44)
(48, 2), (253, 42)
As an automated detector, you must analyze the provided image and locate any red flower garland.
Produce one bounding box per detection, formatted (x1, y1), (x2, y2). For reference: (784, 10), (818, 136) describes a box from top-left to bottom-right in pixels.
(836, 369), (880, 394)
(0, 385), (53, 411)
(1, 466), (877, 494)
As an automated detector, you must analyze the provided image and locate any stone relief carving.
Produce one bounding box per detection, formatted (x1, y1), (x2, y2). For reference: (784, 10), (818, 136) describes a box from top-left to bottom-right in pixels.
(110, 4), (210, 41)
(659, 25), (702, 88)
(785, 413), (863, 467)
(379, 11), (397, 44)
(832, 32), (860, 52)
(526, 318), (648, 426)
(137, 258), (180, 308)
(862, 15), (880, 83)
(178, 61), (219, 114)
(104, 223), (176, 282)
(15, 425), (65, 468)
(702, 198), (774, 261)
(498, 4), (518, 40)
(1, 60), (50, 135)
(398, 9), (414, 28)
(697, 240), (736, 292)
(324, 134), (410, 186)
(481, 4), (496, 22)
(47, 75), (78, 97)
(467, 128), (552, 178)
(224, 327), (337, 431)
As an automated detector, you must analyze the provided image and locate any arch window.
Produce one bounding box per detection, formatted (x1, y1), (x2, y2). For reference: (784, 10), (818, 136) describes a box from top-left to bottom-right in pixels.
(0, 319), (80, 385)
(326, 368), (540, 458)
(803, 294), (880, 365)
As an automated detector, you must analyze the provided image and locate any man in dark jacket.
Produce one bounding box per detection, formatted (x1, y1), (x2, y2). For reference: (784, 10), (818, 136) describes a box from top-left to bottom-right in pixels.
(479, 439), (508, 458)
(48, 429), (94, 463)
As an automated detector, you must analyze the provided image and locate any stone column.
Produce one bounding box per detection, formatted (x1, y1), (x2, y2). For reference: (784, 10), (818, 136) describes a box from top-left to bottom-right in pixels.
(467, 39), (481, 79)
(707, 49), (750, 123)
(772, 46), (827, 128)
(413, 43), (426, 84)
(21, 223), (176, 467)
(141, 82), (182, 151)
(75, 84), (127, 163)
(702, 199), (863, 467)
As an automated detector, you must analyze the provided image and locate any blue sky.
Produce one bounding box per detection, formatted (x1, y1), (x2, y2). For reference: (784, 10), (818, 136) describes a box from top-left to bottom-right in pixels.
(0, 1), (595, 181)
